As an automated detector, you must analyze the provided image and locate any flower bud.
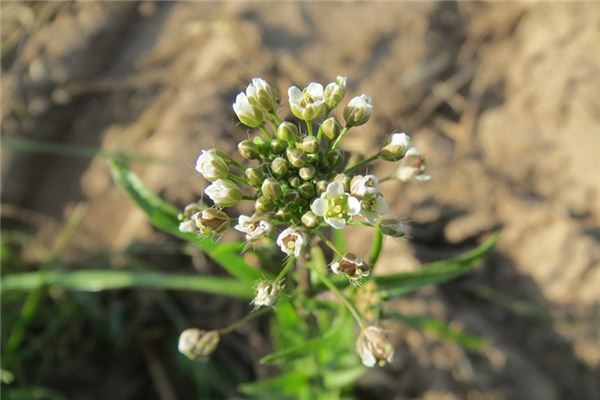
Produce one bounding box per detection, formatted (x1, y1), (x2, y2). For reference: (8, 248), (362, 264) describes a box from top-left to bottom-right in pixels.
(204, 179), (242, 207)
(275, 207), (292, 221)
(331, 253), (369, 283)
(261, 178), (282, 200)
(253, 136), (270, 156)
(301, 210), (319, 228)
(252, 280), (282, 308)
(319, 116), (341, 140)
(288, 176), (301, 188)
(286, 148), (308, 168)
(356, 326), (394, 367)
(379, 218), (406, 237)
(315, 180), (328, 194)
(284, 190), (301, 203)
(379, 132), (411, 162)
(238, 139), (261, 160)
(192, 208), (230, 235)
(299, 166), (316, 181)
(297, 135), (319, 154)
(271, 157), (290, 177)
(233, 92), (264, 128)
(245, 166), (264, 187)
(178, 328), (220, 360)
(350, 175), (379, 198)
(246, 78), (278, 112)
(343, 94), (373, 127)
(328, 148), (345, 168)
(270, 139), (287, 155)
(195, 150), (228, 182)
(255, 196), (275, 214)
(277, 121), (299, 143)
(323, 76), (346, 109)
(179, 202), (207, 221)
(333, 173), (351, 192)
(298, 182), (315, 199)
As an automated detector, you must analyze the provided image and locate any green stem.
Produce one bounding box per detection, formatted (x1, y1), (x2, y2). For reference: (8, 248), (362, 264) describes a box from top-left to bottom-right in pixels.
(259, 125), (273, 140)
(307, 261), (366, 329)
(306, 120), (314, 136)
(275, 256), (296, 282)
(344, 153), (379, 174)
(227, 173), (248, 186)
(368, 229), (384, 268)
(242, 194), (256, 201)
(270, 112), (282, 125)
(329, 126), (350, 151)
(317, 232), (342, 256)
(219, 307), (270, 335)
(216, 151), (244, 170)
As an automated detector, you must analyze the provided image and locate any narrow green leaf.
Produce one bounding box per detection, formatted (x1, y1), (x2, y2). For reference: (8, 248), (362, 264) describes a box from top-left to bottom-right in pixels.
(323, 365), (366, 389)
(1, 270), (254, 299)
(109, 160), (265, 282)
(376, 232), (500, 297)
(239, 372), (308, 396)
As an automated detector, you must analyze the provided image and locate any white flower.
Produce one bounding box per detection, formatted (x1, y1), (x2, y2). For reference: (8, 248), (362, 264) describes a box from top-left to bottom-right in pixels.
(204, 179), (242, 207)
(288, 82), (326, 121)
(178, 219), (198, 233)
(233, 92), (264, 127)
(350, 175), (380, 198)
(178, 329), (220, 360)
(311, 181), (361, 229)
(323, 75), (347, 109)
(234, 215), (272, 241)
(246, 78), (278, 112)
(380, 132), (412, 161)
(331, 253), (369, 283)
(343, 94), (373, 127)
(356, 326), (394, 367)
(360, 194), (389, 223)
(195, 150), (228, 182)
(252, 280), (282, 308)
(392, 147), (431, 182)
(276, 227), (306, 257)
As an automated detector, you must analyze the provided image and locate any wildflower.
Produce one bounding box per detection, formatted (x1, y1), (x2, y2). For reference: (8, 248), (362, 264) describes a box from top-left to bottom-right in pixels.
(178, 202), (207, 233)
(323, 76), (346, 109)
(195, 150), (228, 182)
(301, 210), (319, 228)
(245, 78), (278, 112)
(205, 179), (243, 207)
(276, 227), (306, 257)
(331, 253), (369, 283)
(288, 82), (327, 121)
(379, 218), (406, 237)
(360, 195), (389, 223)
(392, 147), (431, 182)
(350, 175), (380, 198)
(343, 94), (373, 127)
(233, 92), (264, 128)
(193, 208), (230, 235)
(379, 132), (411, 162)
(178, 328), (220, 360)
(252, 280), (282, 308)
(355, 326), (394, 367)
(310, 181), (361, 229)
(234, 215), (272, 241)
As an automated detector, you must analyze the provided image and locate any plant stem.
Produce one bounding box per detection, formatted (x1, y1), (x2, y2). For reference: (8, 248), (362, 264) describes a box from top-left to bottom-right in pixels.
(344, 153), (379, 174)
(242, 194), (256, 201)
(219, 307), (270, 335)
(329, 126), (350, 151)
(306, 120), (314, 136)
(368, 229), (384, 268)
(227, 173), (248, 186)
(259, 125), (273, 140)
(270, 112), (282, 125)
(275, 256), (296, 282)
(216, 151), (244, 170)
(317, 232), (342, 256)
(297, 252), (311, 296)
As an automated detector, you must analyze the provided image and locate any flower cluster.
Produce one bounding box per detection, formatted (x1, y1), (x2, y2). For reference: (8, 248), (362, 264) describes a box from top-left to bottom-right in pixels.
(178, 76), (429, 367)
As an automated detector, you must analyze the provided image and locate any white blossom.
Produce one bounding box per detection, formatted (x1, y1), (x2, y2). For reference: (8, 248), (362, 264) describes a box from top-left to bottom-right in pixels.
(288, 82), (326, 121)
(233, 92), (263, 127)
(392, 147), (431, 182)
(195, 150), (228, 182)
(356, 326), (394, 367)
(310, 181), (361, 229)
(350, 175), (380, 198)
(360, 194), (389, 223)
(204, 179), (242, 207)
(234, 215), (272, 241)
(276, 227), (306, 257)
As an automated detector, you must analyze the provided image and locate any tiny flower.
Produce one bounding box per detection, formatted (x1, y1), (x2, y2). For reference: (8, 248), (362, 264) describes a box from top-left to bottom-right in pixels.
(333, 173), (351, 192)
(178, 328), (220, 360)
(319, 116), (341, 140)
(234, 215), (272, 241)
(356, 326), (394, 367)
(379, 132), (411, 162)
(343, 94), (373, 127)
(178, 219), (198, 233)
(288, 83), (327, 121)
(331, 253), (369, 283)
(323, 75), (347, 109)
(350, 175), (380, 199)
(245, 78), (278, 112)
(310, 181), (361, 229)
(392, 147), (431, 182)
(301, 210), (319, 228)
(193, 208), (230, 235)
(233, 92), (264, 128)
(276, 227), (306, 257)
(205, 179), (243, 207)
(195, 150), (228, 182)
(379, 218), (406, 238)
(252, 280), (282, 308)
(178, 202), (208, 233)
(360, 194), (389, 223)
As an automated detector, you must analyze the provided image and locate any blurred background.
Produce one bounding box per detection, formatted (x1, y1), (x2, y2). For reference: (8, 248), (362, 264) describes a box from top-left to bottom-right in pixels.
(1, 1), (599, 399)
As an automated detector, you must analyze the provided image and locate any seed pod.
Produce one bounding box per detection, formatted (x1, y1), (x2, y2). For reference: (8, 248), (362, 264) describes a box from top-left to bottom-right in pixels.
(255, 196), (275, 214)
(301, 210), (319, 228)
(328, 148), (345, 168)
(271, 157), (290, 177)
(277, 121), (299, 143)
(298, 182), (315, 199)
(379, 132), (411, 162)
(315, 180), (328, 194)
(343, 94), (373, 127)
(331, 253), (369, 282)
(253, 136), (270, 156)
(288, 176), (301, 188)
(270, 139), (287, 155)
(238, 139), (261, 160)
(178, 328), (220, 360)
(299, 166), (316, 181)
(286, 148), (308, 168)
(261, 178), (282, 200)
(319, 116), (341, 140)
(297, 136), (319, 154)
(333, 174), (351, 192)
(245, 167), (264, 187)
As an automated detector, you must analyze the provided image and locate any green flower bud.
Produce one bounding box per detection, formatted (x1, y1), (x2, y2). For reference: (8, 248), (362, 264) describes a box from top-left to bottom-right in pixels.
(298, 182), (315, 199)
(301, 210), (319, 228)
(343, 94), (373, 127)
(297, 135), (319, 153)
(233, 93), (264, 128)
(286, 148), (308, 168)
(255, 196), (275, 214)
(327, 148), (345, 168)
(261, 178), (282, 200)
(253, 136), (270, 156)
(299, 166), (316, 181)
(379, 219), (406, 237)
(379, 132), (411, 162)
(246, 78), (278, 112)
(238, 139), (260, 160)
(205, 179), (242, 207)
(319, 116), (341, 140)
(333, 173), (351, 192)
(277, 121), (299, 143)
(289, 176), (301, 188)
(323, 76), (346, 109)
(192, 208), (230, 235)
(284, 189), (301, 203)
(245, 167), (264, 187)
(271, 157), (290, 177)
(270, 139), (287, 155)
(178, 328), (220, 360)
(315, 180), (328, 194)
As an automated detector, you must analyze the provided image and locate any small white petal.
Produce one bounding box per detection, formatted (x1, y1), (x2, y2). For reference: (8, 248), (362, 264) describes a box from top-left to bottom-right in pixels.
(326, 217), (346, 230)
(360, 350), (377, 368)
(326, 181), (344, 197)
(347, 196), (361, 215)
(375, 196), (389, 214)
(288, 86), (302, 103)
(331, 262), (341, 274)
(311, 198), (327, 216)
(306, 82), (324, 98)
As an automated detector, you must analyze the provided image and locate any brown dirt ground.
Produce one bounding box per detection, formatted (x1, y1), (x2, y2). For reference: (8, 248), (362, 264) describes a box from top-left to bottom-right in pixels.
(2, 2), (599, 399)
